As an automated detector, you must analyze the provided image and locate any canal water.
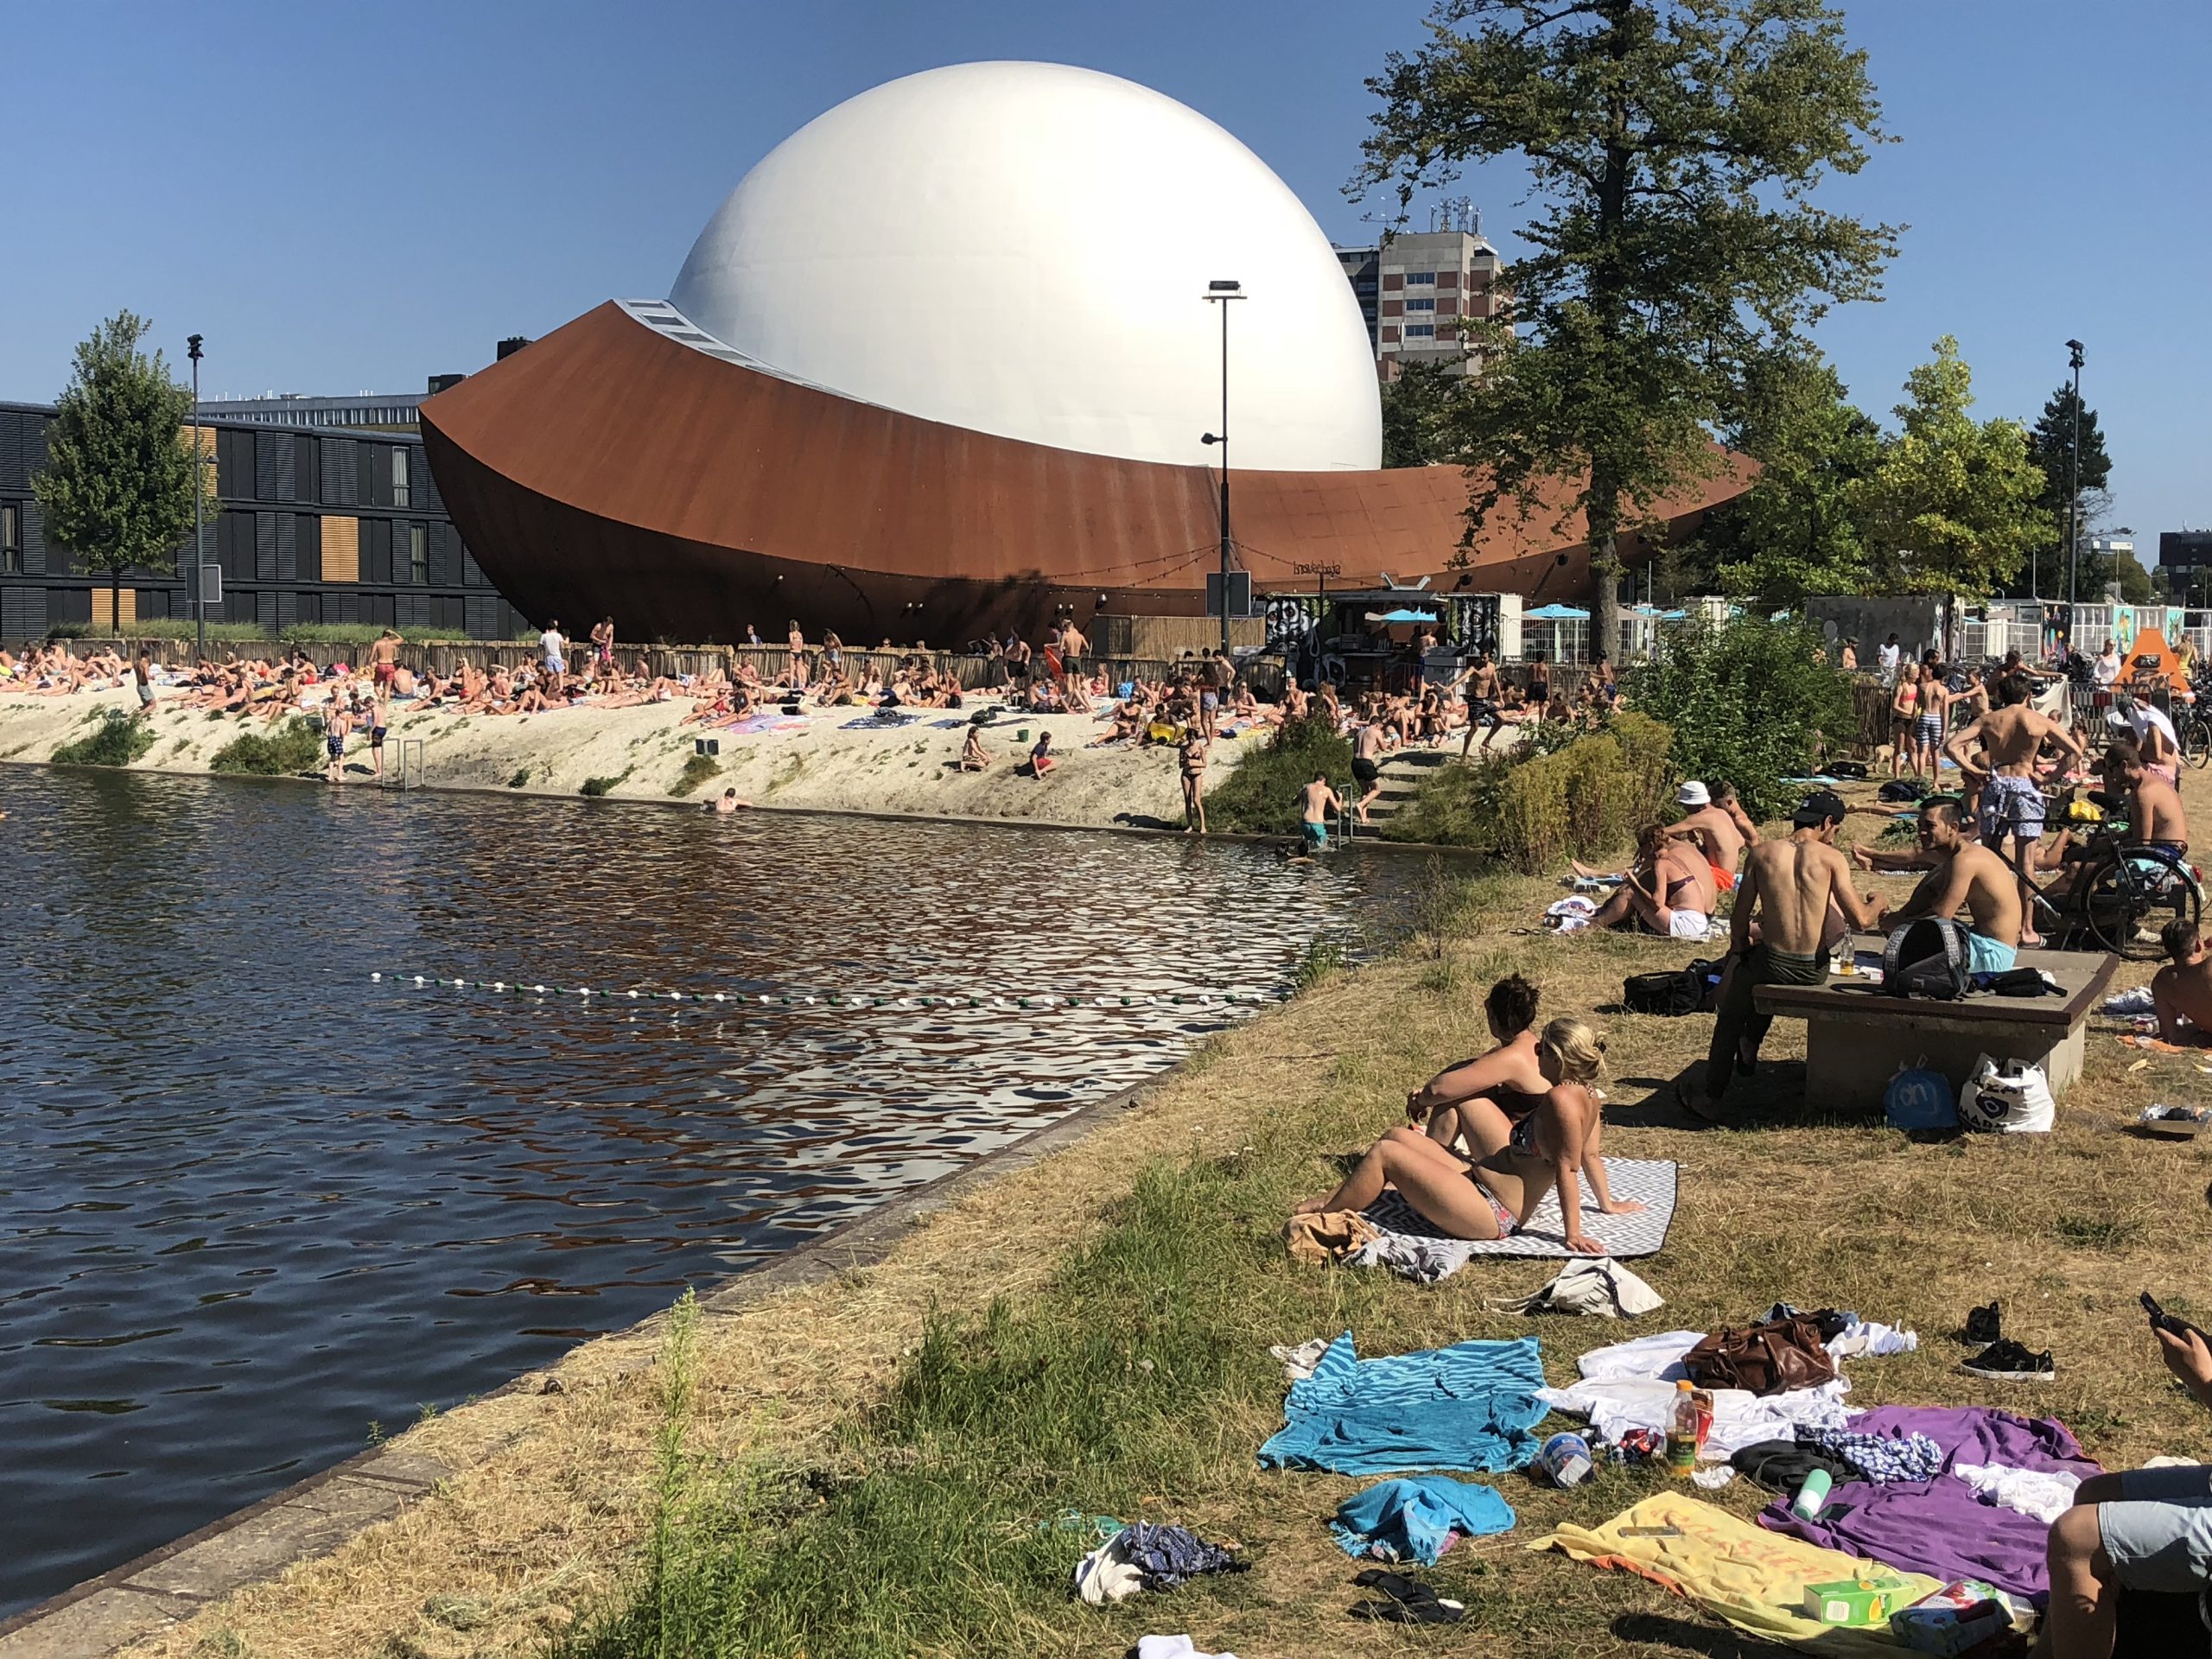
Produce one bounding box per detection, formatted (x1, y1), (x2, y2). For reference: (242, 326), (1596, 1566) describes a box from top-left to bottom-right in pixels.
(0, 769), (1414, 1618)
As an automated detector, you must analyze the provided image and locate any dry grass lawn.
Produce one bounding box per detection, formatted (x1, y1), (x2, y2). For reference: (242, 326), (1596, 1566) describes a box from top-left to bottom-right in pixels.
(125, 774), (2212, 1659)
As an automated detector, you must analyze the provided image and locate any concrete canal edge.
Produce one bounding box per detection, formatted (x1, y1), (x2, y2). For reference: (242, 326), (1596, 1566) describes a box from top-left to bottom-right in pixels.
(0, 1058), (1196, 1659)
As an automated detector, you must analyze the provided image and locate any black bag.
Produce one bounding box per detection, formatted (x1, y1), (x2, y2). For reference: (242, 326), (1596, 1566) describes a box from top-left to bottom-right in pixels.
(1986, 966), (2060, 997)
(1829, 760), (1871, 779)
(1882, 918), (1973, 1001)
(1624, 967), (1702, 1017)
(1878, 779), (1927, 804)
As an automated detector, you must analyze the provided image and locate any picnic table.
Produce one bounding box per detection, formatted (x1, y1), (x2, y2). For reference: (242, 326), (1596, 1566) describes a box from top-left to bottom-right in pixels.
(1753, 947), (2117, 1112)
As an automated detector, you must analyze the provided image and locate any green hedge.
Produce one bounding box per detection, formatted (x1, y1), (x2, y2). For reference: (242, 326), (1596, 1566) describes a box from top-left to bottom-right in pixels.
(209, 717), (324, 776)
(51, 709), (155, 768)
(1205, 716), (1354, 835)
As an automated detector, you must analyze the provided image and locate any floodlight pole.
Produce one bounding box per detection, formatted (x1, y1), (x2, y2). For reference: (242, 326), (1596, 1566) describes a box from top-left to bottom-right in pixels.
(188, 334), (206, 661)
(2064, 338), (2084, 614)
(1201, 279), (1244, 661)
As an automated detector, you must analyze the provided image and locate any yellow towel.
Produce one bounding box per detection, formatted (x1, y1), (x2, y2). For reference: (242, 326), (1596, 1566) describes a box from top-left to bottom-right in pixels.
(1536, 1493), (1940, 1652)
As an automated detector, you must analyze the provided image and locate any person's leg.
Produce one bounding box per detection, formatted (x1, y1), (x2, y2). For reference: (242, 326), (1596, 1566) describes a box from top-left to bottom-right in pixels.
(1294, 1128), (1500, 1239)
(2044, 1497), (2117, 1659)
(1587, 885), (1636, 930)
(2013, 833), (2045, 945)
(1695, 950), (1762, 1107)
(1427, 1096), (1515, 1161)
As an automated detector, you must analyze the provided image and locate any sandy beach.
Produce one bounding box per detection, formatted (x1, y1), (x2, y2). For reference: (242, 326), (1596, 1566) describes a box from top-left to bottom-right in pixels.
(0, 685), (1220, 830)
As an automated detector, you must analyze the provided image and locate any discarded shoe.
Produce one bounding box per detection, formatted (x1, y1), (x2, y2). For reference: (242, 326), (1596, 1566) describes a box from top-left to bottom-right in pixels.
(1964, 1301), (2002, 1344)
(1348, 1568), (1465, 1624)
(1962, 1338), (2053, 1382)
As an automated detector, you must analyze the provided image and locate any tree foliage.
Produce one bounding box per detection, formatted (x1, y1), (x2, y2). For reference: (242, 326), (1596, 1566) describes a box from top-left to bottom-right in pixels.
(1358, 0), (1897, 650)
(33, 312), (215, 625)
(2021, 383), (2114, 599)
(1859, 336), (2051, 598)
(1379, 357), (1471, 468)
(1625, 613), (1852, 819)
(1703, 345), (1881, 605)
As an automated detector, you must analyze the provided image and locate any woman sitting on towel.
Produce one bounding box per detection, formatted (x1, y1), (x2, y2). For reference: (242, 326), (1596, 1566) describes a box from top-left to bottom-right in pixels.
(1294, 1016), (1641, 1254)
(1406, 975), (1549, 1160)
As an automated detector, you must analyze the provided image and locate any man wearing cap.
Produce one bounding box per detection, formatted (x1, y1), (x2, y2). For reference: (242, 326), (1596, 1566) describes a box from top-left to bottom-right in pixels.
(1682, 788), (1881, 1122)
(1658, 780), (1752, 894)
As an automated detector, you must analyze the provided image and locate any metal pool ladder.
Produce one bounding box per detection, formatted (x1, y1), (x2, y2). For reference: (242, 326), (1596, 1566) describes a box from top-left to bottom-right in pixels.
(388, 739), (426, 791)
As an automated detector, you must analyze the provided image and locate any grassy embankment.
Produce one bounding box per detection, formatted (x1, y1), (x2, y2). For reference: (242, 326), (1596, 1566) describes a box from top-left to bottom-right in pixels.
(126, 748), (2212, 1659)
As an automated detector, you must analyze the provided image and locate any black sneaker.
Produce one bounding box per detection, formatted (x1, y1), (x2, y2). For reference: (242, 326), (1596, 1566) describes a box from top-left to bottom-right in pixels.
(1964, 1301), (2002, 1344)
(1962, 1338), (2053, 1382)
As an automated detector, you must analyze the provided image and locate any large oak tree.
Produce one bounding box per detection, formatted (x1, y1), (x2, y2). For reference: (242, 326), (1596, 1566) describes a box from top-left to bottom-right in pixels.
(1358, 0), (1897, 652)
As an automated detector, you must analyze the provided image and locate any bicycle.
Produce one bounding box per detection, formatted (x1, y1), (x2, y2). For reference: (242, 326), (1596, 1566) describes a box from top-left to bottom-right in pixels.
(2000, 790), (2202, 961)
(2175, 679), (2212, 770)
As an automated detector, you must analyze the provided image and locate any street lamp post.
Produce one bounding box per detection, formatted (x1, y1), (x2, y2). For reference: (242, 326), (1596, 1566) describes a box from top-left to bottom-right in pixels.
(2064, 338), (2084, 614)
(187, 334), (206, 661)
(1200, 279), (1245, 661)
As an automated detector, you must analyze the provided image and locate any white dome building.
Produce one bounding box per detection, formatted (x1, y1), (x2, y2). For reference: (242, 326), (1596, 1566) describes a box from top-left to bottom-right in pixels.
(670, 61), (1382, 473)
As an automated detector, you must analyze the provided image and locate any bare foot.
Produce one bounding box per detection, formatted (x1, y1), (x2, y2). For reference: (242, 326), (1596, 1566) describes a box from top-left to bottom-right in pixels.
(1289, 1195), (1330, 1217)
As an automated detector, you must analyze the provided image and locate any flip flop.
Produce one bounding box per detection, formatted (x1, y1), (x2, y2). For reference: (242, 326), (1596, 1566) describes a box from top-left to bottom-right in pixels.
(1674, 1078), (1732, 1126)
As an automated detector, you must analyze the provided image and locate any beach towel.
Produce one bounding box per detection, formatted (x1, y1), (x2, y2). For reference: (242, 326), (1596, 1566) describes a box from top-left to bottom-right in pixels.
(1330, 1475), (1515, 1566)
(1539, 1492), (1941, 1654)
(1759, 1406), (2101, 1601)
(1256, 1332), (1547, 1476)
(843, 709), (919, 729)
(721, 712), (810, 734)
(1351, 1160), (1677, 1275)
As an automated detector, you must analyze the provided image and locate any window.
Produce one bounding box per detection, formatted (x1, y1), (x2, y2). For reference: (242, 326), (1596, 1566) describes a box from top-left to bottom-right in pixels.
(1, 503), (18, 574)
(1406, 297), (1435, 311)
(409, 524), (427, 584)
(392, 448), (411, 508)
(1407, 270), (1437, 285)
(1382, 325), (1402, 344)
(1405, 324), (1436, 338)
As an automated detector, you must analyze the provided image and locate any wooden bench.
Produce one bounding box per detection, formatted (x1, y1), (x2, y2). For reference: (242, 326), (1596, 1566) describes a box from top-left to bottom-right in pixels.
(1753, 948), (2118, 1112)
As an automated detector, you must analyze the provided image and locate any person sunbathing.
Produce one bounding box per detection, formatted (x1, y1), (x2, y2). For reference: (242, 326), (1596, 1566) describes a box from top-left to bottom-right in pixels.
(1406, 974), (1549, 1160)
(1294, 1017), (1638, 1253)
(1587, 823), (1716, 938)
(2151, 920), (2212, 1046)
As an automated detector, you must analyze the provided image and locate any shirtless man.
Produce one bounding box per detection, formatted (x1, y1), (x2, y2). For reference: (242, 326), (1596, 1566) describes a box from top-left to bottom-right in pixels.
(369, 629), (402, 696)
(1656, 780), (1749, 894)
(1683, 790), (1881, 1121)
(1299, 771), (1344, 854)
(2111, 691), (2182, 787)
(132, 649), (156, 716)
(1912, 659), (1951, 780)
(711, 787), (751, 814)
(1944, 672), (2086, 947)
(323, 700), (352, 784)
(1351, 717), (1392, 823)
(1875, 800), (2024, 974)
(2152, 921), (2212, 1046)
(1589, 823), (1716, 938)
(1179, 728), (1209, 834)
(2106, 741), (2191, 851)
(1457, 652), (1508, 756)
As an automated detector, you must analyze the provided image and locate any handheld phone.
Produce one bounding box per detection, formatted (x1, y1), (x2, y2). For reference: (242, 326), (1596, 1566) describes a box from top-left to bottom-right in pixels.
(2141, 1293), (2207, 1342)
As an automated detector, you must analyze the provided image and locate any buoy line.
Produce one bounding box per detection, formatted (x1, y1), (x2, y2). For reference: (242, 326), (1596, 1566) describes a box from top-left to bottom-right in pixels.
(369, 972), (1281, 1011)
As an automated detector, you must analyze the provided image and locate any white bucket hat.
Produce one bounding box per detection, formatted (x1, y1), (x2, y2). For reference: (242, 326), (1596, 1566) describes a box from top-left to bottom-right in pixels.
(1676, 781), (1712, 808)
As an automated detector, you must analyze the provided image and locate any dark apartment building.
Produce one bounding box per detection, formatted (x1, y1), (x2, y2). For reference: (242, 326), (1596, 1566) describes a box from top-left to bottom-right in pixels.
(0, 402), (529, 640)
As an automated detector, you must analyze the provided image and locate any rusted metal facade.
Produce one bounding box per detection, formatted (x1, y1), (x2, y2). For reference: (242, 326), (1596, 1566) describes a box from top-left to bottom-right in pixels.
(419, 302), (1747, 646)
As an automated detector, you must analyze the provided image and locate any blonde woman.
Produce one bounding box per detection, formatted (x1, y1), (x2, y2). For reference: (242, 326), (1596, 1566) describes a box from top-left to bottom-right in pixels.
(1294, 1017), (1640, 1254)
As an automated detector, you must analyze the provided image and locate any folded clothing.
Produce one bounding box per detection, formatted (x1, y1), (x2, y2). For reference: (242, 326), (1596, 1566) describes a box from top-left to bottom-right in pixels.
(1284, 1209), (1380, 1265)
(1331, 1475), (1515, 1567)
(1731, 1439), (1856, 1494)
(1258, 1332), (1547, 1476)
(1953, 1460), (2082, 1524)
(1799, 1427), (1945, 1484)
(1074, 1524), (1243, 1605)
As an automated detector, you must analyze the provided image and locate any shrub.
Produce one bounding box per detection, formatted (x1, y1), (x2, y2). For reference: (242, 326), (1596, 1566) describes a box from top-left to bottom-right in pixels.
(1205, 715), (1354, 835)
(1382, 750), (1510, 849)
(1625, 614), (1853, 821)
(507, 767), (531, 789)
(209, 717), (323, 775)
(51, 709), (154, 767)
(580, 766), (634, 798)
(671, 753), (722, 797)
(1608, 709), (1675, 825)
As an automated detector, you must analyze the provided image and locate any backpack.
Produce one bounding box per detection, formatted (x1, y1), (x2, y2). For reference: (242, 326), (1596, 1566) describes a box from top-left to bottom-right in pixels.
(1624, 967), (1702, 1017)
(1882, 918), (1974, 1001)
(1829, 760), (1871, 780)
(1878, 779), (1927, 804)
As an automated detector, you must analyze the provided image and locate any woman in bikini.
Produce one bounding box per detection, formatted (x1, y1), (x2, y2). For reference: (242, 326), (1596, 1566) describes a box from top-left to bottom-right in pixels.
(1405, 974), (1548, 1160)
(1293, 1017), (1641, 1254)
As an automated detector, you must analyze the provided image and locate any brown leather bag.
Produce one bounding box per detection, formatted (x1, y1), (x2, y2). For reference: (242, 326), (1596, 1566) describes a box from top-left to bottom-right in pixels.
(1681, 1314), (1839, 1397)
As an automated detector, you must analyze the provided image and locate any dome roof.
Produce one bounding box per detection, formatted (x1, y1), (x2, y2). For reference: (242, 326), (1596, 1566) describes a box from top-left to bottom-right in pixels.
(670, 61), (1382, 472)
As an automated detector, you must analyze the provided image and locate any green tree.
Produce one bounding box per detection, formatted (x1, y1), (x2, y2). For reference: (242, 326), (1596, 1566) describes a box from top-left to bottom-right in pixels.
(2113, 551), (2153, 605)
(1702, 345), (1882, 605)
(1358, 0), (1897, 652)
(2022, 383), (2113, 599)
(32, 312), (214, 632)
(1860, 336), (2050, 598)
(1379, 357), (1470, 467)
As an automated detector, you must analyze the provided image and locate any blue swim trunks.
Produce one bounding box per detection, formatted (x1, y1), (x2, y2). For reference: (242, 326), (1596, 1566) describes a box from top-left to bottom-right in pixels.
(1303, 821), (1329, 851)
(1967, 932), (2018, 975)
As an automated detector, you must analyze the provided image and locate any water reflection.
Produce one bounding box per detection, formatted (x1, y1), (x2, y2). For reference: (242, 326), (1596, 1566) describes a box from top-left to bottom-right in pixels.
(0, 769), (1410, 1615)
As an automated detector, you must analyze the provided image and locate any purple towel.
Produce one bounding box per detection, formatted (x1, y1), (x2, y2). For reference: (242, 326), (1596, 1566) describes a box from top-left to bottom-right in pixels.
(1759, 1406), (2102, 1602)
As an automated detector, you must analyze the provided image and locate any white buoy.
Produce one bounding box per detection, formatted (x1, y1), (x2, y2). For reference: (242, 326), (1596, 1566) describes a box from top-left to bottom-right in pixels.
(371, 972), (382, 982)
(533, 984), (546, 994)
(413, 976), (425, 985)
(713, 992), (727, 1002)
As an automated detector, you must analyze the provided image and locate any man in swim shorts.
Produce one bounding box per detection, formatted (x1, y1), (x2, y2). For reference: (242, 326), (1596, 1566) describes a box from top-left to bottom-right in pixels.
(1658, 779), (1751, 893)
(1300, 771), (1343, 852)
(1874, 799), (2022, 974)
(1946, 671), (2084, 947)
(1684, 790), (1881, 1121)
(370, 628), (402, 691)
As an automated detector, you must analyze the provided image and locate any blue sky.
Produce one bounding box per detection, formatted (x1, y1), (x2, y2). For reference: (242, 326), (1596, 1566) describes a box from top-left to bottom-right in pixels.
(4, 1), (2203, 543)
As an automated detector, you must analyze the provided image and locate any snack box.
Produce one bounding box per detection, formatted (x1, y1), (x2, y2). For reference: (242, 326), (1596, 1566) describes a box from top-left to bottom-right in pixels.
(1802, 1576), (1913, 1627)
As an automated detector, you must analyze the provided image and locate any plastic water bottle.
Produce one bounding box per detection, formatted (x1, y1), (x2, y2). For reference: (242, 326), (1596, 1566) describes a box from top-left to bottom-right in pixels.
(1666, 1380), (1700, 1476)
(1791, 1468), (1833, 1519)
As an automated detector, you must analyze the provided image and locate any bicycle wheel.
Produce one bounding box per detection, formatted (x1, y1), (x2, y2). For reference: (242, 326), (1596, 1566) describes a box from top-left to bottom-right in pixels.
(2082, 851), (2201, 960)
(2185, 713), (2212, 769)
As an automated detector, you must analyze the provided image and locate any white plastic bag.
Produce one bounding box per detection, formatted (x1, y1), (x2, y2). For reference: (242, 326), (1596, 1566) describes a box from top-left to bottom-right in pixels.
(1957, 1053), (2055, 1134)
